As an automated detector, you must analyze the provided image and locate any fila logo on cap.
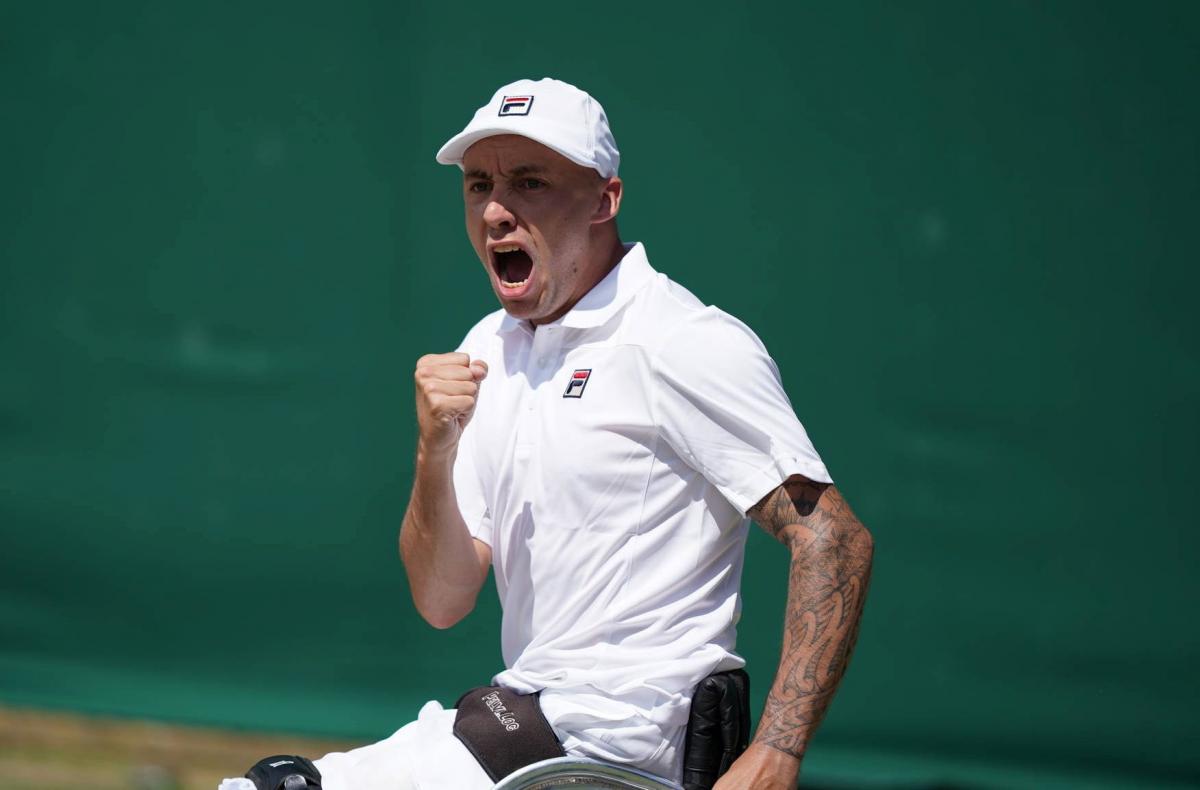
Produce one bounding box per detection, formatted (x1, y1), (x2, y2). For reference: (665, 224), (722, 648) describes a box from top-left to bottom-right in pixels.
(563, 369), (591, 398)
(498, 95), (533, 116)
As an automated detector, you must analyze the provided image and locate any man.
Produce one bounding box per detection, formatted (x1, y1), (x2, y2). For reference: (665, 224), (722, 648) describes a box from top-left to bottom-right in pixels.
(225, 78), (872, 790)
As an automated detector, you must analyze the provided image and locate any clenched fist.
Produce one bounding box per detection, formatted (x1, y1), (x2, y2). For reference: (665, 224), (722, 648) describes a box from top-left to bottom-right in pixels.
(414, 352), (488, 460)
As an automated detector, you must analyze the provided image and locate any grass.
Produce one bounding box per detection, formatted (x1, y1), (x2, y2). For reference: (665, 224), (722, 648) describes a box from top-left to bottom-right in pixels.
(0, 704), (359, 790)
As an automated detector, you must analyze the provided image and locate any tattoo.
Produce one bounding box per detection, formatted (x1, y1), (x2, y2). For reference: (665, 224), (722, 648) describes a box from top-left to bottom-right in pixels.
(747, 480), (873, 759)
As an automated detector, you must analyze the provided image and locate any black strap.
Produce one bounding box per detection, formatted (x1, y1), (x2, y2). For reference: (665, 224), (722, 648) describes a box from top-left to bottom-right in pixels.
(245, 755), (321, 790)
(453, 685), (566, 781)
(681, 669), (751, 790)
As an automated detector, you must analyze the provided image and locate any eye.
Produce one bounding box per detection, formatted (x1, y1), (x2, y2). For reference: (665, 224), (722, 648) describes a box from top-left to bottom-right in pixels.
(467, 180), (491, 194)
(519, 177), (546, 190)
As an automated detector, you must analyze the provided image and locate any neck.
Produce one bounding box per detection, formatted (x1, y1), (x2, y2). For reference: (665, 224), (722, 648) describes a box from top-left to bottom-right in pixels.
(594, 232), (626, 284)
(529, 231), (625, 328)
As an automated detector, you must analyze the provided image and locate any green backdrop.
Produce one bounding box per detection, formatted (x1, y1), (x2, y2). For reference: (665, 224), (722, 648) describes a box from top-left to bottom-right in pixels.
(2, 2), (1197, 788)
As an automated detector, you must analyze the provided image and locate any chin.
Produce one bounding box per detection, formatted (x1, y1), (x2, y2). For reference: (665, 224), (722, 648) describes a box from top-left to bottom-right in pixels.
(494, 289), (549, 322)
(495, 296), (536, 320)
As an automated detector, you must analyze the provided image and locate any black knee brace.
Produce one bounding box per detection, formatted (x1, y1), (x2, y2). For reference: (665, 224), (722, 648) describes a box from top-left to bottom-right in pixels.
(245, 755), (322, 790)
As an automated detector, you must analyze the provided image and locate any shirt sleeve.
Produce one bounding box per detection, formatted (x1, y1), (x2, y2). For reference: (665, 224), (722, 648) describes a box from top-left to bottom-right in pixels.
(650, 306), (832, 516)
(451, 419), (493, 546)
(452, 331), (493, 546)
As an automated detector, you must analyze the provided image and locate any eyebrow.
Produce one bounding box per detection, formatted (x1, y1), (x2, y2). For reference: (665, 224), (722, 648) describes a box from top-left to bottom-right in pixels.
(463, 164), (548, 181)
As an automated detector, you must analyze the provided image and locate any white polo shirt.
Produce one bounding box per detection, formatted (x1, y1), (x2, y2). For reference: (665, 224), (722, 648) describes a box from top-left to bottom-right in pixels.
(453, 242), (831, 782)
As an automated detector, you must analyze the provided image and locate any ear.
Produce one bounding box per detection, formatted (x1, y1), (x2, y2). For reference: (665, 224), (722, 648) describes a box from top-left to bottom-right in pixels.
(591, 177), (623, 224)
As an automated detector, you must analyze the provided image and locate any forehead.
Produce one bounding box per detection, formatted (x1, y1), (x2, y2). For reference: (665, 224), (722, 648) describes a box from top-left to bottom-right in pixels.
(462, 134), (589, 177)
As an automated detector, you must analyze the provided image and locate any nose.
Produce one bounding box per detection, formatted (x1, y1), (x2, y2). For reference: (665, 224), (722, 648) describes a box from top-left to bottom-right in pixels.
(483, 196), (516, 232)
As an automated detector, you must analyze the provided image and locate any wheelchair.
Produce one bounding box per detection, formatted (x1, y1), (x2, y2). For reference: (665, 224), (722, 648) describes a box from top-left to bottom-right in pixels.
(237, 670), (748, 790)
(492, 755), (683, 789)
(491, 669), (749, 790)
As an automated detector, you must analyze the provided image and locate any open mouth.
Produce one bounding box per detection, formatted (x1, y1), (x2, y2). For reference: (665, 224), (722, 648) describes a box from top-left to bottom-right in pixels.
(492, 244), (534, 289)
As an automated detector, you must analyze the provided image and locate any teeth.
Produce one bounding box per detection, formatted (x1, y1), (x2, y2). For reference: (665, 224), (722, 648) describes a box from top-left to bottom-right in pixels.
(501, 278), (528, 287)
(493, 244), (521, 254)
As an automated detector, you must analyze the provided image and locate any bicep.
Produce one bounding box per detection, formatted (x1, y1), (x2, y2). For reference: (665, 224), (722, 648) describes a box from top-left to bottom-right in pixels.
(748, 475), (828, 540)
(749, 477), (871, 551)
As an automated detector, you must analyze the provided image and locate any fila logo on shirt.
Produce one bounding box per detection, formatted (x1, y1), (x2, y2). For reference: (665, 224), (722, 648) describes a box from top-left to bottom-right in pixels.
(563, 368), (592, 398)
(498, 95), (533, 116)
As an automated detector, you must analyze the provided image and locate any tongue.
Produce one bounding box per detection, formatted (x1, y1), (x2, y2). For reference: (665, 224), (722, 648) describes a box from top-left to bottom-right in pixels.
(501, 250), (533, 284)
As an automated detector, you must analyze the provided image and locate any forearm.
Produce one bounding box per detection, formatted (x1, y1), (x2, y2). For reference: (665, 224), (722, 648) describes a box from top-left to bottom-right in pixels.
(399, 443), (486, 628)
(753, 485), (874, 763)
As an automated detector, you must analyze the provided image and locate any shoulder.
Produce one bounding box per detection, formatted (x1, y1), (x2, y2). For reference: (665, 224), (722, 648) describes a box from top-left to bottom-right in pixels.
(630, 276), (771, 368)
(455, 308), (508, 357)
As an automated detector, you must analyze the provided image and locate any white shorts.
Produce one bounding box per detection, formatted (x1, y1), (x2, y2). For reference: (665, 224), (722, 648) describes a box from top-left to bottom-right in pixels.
(274, 701), (492, 790)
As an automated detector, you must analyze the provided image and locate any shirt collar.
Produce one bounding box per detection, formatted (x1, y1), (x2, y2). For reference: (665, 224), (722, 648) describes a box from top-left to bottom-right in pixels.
(498, 242), (656, 335)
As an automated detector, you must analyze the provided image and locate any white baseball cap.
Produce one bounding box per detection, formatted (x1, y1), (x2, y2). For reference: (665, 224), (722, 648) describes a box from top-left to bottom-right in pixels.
(436, 77), (620, 178)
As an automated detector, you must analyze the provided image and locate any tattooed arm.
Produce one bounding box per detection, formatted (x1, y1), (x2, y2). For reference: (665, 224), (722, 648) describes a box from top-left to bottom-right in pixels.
(714, 477), (874, 789)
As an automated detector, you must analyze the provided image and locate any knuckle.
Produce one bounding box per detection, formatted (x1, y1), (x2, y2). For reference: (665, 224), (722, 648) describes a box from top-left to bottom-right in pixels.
(417, 352), (460, 370)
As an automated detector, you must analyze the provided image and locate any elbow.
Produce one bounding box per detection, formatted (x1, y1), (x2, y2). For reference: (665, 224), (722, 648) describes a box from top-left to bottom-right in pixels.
(421, 605), (469, 630)
(798, 518), (873, 564)
(413, 592), (477, 630)
(398, 529), (486, 629)
(858, 521), (875, 553)
(423, 612), (462, 630)
(855, 521), (875, 564)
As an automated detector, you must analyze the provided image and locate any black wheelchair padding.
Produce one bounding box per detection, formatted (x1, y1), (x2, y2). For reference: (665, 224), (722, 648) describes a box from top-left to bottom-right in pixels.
(453, 685), (566, 781)
(681, 668), (750, 790)
(245, 754), (322, 789)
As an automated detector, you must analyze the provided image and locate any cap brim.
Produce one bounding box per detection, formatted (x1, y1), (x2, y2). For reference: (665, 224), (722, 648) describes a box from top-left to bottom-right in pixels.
(436, 126), (598, 173)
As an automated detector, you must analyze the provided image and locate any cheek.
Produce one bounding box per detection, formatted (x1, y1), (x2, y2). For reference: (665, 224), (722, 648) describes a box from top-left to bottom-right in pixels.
(537, 209), (587, 252)
(464, 207), (487, 258)
(543, 225), (588, 267)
